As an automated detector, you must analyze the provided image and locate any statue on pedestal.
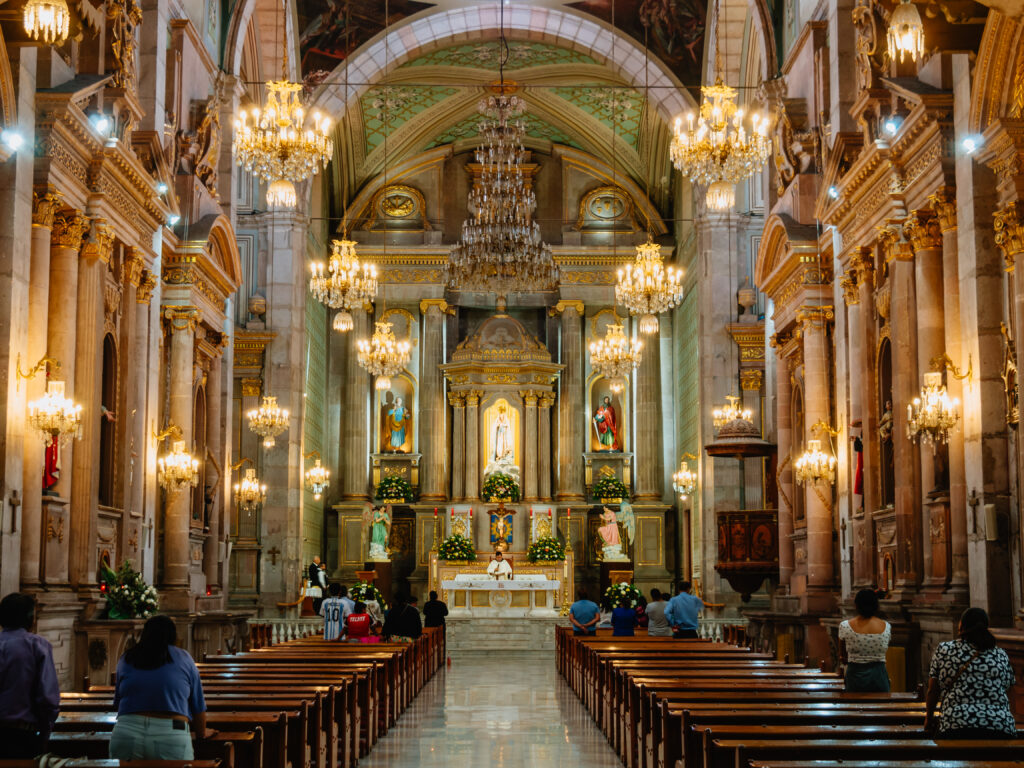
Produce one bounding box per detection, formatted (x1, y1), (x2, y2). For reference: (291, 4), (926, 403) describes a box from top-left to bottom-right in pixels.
(364, 503), (393, 561)
(597, 501), (635, 562)
(592, 396), (619, 451)
(384, 396), (411, 453)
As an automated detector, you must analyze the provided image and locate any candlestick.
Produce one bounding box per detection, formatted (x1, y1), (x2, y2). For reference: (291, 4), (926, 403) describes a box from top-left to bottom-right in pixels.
(548, 508), (552, 519)
(433, 507), (438, 518)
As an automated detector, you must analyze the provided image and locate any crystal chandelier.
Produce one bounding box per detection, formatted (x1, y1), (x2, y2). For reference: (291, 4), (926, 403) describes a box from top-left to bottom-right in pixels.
(266, 178), (298, 208)
(907, 371), (959, 447)
(305, 452), (330, 500)
(158, 440), (200, 493)
(27, 380), (82, 444)
(234, 467), (267, 513)
(887, 0), (925, 63)
(309, 238), (378, 332)
(247, 395), (290, 448)
(615, 238), (684, 334)
(357, 320), (411, 390)
(589, 323), (643, 394)
(23, 0), (69, 44)
(794, 439), (837, 486)
(444, 91), (559, 298)
(672, 455), (698, 501)
(712, 395), (752, 430)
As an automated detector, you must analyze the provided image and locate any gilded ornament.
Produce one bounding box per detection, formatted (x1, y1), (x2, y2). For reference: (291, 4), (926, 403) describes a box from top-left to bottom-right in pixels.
(136, 270), (157, 304)
(447, 392), (466, 408)
(241, 378), (262, 397)
(32, 190), (63, 229)
(123, 248), (145, 287)
(106, 0), (142, 91)
(840, 273), (860, 306)
(419, 299), (451, 316)
(81, 219), (115, 264)
(994, 202), (1024, 273)
(903, 211), (941, 252)
(740, 369), (764, 391)
(51, 210), (89, 250)
(928, 188), (957, 232)
(163, 306), (201, 334)
(519, 390), (540, 407)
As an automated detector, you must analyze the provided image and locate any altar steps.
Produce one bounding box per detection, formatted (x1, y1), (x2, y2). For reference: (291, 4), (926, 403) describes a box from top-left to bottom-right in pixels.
(446, 615), (567, 653)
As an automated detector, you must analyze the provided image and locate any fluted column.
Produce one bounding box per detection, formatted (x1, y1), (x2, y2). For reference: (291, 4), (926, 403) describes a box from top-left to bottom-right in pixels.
(131, 271), (156, 527)
(70, 218), (113, 588)
(20, 189), (62, 585)
(342, 309), (371, 500)
(204, 351), (223, 591)
(635, 320), (664, 500)
(419, 300), (448, 501)
(448, 392), (466, 500)
(162, 306), (199, 596)
(119, 251), (144, 567)
(522, 390), (539, 501)
(773, 344), (794, 589)
(555, 301), (585, 500)
(539, 393), (554, 501)
(853, 248), (880, 520)
(465, 390), (482, 500)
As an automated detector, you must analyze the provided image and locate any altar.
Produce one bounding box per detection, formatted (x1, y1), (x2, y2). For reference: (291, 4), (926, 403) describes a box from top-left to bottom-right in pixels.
(441, 574), (561, 616)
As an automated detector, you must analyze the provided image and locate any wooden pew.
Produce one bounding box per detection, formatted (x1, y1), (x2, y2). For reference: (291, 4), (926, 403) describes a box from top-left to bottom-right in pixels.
(45, 731), (237, 768)
(0, 761), (223, 768)
(709, 738), (1024, 768)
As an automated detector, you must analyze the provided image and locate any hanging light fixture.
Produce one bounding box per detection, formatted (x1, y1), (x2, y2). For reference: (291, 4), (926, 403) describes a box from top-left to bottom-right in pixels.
(672, 454), (698, 500)
(887, 0), (925, 64)
(793, 439), (837, 486)
(907, 371), (960, 447)
(309, 238), (378, 333)
(615, 238), (684, 334)
(304, 451), (330, 500)
(234, 467), (267, 513)
(712, 394), (752, 430)
(266, 179), (298, 209)
(247, 395), (290, 448)
(27, 379), (82, 444)
(155, 425), (200, 493)
(357, 319), (411, 390)
(588, 323), (643, 394)
(668, 0), (771, 211)
(23, 0), (70, 44)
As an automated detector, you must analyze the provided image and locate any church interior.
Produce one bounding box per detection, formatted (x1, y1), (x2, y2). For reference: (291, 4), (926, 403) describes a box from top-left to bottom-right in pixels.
(3, 0), (1024, 762)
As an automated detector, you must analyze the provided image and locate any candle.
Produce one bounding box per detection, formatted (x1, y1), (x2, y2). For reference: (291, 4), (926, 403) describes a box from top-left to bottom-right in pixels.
(567, 508), (571, 519)
(469, 508), (473, 520)
(548, 508), (552, 519)
(530, 508), (534, 519)
(433, 507), (438, 518)
(450, 508), (455, 520)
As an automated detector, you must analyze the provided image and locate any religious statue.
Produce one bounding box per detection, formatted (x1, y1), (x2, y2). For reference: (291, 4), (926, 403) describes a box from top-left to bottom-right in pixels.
(592, 395), (619, 451)
(878, 400), (893, 443)
(43, 435), (59, 494)
(384, 396), (411, 453)
(364, 503), (392, 561)
(597, 502), (634, 562)
(493, 403), (513, 461)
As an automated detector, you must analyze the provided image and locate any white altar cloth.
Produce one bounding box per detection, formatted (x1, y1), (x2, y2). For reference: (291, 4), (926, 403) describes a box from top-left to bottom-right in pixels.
(451, 573), (550, 584)
(441, 578), (561, 615)
(442, 579), (561, 590)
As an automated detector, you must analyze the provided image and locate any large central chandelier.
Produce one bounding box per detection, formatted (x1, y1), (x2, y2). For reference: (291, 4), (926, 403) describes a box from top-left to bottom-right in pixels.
(358, 320), (411, 390)
(794, 439), (837, 486)
(247, 395), (290, 448)
(28, 380), (83, 444)
(444, 90), (559, 299)
(310, 238), (379, 332)
(589, 323), (643, 394)
(616, 239), (684, 334)
(907, 371), (960, 447)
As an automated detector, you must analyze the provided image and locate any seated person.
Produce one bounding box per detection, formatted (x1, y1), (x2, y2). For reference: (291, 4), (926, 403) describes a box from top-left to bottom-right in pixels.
(486, 550), (512, 579)
(612, 598), (638, 637)
(345, 601), (372, 642)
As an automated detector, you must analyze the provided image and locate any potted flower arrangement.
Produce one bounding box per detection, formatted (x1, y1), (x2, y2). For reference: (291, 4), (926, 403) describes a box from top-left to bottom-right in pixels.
(482, 472), (520, 503)
(375, 476), (414, 503)
(101, 560), (159, 620)
(527, 536), (566, 563)
(438, 534), (477, 562)
(592, 476), (629, 503)
(351, 581), (388, 610)
(603, 582), (642, 610)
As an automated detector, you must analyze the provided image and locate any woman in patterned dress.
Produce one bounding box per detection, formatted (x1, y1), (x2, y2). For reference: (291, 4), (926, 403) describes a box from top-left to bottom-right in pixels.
(924, 608), (1017, 739)
(838, 588), (891, 692)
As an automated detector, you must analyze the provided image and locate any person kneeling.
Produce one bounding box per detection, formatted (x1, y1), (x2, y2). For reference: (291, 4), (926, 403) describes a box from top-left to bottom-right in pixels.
(345, 602), (373, 642)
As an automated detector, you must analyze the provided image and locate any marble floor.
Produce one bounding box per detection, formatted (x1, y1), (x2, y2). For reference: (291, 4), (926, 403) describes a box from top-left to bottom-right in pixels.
(360, 651), (623, 767)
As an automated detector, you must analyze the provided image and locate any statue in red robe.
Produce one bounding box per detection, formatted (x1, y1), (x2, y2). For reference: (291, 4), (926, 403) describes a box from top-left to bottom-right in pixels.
(592, 396), (619, 451)
(43, 434), (59, 494)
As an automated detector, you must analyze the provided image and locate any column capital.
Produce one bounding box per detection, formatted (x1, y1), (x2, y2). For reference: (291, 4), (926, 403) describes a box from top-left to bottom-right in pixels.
(51, 210), (89, 250)
(549, 300), (584, 317)
(81, 218), (115, 264)
(124, 247), (146, 286)
(796, 305), (834, 330)
(163, 305), (201, 334)
(928, 187), (957, 232)
(520, 389), (540, 407)
(876, 223), (912, 262)
(447, 391), (466, 408)
(848, 246), (875, 287)
(32, 188), (63, 229)
(241, 377), (262, 397)
(465, 389), (483, 407)
(903, 210), (942, 253)
(840, 273), (860, 306)
(740, 369), (764, 391)
(136, 269), (157, 304)
(419, 298), (452, 316)
(539, 393), (556, 408)
(994, 201), (1024, 273)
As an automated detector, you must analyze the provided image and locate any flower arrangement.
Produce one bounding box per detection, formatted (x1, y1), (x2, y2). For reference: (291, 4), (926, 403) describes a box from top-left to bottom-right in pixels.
(527, 536), (566, 563)
(351, 581), (388, 610)
(375, 476), (414, 502)
(592, 476), (629, 501)
(603, 582), (642, 610)
(101, 560), (159, 620)
(438, 534), (477, 561)
(482, 472), (520, 502)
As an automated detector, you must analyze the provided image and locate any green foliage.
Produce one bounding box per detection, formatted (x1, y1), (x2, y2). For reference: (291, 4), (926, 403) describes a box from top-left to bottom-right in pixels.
(350, 581), (388, 611)
(482, 472), (520, 502)
(438, 534), (477, 561)
(527, 536), (566, 563)
(592, 476), (629, 500)
(101, 560), (158, 619)
(375, 476), (414, 502)
(603, 582), (642, 610)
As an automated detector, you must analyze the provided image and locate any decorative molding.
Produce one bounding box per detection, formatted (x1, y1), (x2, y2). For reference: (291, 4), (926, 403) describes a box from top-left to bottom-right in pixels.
(136, 269), (157, 304)
(81, 218), (115, 264)
(928, 187), (957, 232)
(163, 305), (201, 334)
(903, 210), (942, 253)
(51, 210), (89, 250)
(240, 378), (262, 397)
(740, 369), (764, 391)
(549, 300), (585, 316)
(994, 201), (1024, 273)
(32, 190), (63, 230)
(419, 298), (451, 316)
(123, 247), (145, 287)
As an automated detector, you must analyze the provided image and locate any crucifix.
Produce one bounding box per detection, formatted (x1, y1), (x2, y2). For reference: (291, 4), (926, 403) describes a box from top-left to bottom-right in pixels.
(266, 546), (281, 566)
(8, 490), (21, 533)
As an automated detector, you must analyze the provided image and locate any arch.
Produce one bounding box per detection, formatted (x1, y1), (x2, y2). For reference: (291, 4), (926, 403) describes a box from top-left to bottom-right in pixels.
(0, 28), (16, 131)
(755, 213), (819, 294)
(99, 334), (118, 508)
(308, 4), (694, 126)
(225, 0), (300, 81)
(968, 11), (1022, 135)
(188, 213), (245, 290)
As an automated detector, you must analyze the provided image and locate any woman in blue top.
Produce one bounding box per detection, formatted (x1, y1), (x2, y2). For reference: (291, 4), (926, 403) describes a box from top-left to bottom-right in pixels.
(110, 615), (209, 759)
(611, 598), (638, 637)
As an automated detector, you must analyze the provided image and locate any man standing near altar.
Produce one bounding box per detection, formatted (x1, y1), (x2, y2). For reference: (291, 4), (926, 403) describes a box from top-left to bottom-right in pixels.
(486, 550), (513, 579)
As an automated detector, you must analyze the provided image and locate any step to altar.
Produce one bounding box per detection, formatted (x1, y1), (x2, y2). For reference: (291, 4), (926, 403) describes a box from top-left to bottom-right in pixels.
(446, 615), (569, 653)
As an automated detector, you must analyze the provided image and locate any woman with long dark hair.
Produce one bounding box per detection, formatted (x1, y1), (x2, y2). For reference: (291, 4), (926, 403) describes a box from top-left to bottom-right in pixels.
(838, 588), (891, 692)
(924, 608), (1017, 738)
(109, 615), (209, 759)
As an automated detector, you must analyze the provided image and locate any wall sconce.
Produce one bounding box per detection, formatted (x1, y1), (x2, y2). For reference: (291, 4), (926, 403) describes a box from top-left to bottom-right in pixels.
(155, 424), (199, 493)
(231, 457), (267, 513)
(672, 452), (698, 500)
(304, 450), (330, 500)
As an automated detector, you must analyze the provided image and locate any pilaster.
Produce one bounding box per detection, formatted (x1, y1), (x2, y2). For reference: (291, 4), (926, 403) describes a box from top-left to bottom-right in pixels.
(465, 390), (482, 500)
(419, 299), (448, 501)
(554, 301), (584, 500)
(448, 391), (466, 500)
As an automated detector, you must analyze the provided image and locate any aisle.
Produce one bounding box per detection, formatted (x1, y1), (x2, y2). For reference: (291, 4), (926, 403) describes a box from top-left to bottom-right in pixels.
(359, 651), (623, 767)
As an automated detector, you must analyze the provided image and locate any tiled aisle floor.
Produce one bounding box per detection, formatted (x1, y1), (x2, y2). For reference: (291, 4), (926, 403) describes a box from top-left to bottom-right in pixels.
(359, 651), (623, 767)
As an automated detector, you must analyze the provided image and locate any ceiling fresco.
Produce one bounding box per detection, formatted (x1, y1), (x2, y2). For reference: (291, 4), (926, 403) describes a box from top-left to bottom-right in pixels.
(399, 40), (602, 70)
(424, 110), (583, 151)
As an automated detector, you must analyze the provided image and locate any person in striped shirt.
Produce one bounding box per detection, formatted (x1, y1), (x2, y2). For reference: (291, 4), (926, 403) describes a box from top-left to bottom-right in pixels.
(320, 584), (346, 641)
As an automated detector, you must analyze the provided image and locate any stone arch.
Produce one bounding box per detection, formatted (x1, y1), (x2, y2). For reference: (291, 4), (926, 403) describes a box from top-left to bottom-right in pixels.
(968, 11), (1022, 135)
(224, 0), (299, 81)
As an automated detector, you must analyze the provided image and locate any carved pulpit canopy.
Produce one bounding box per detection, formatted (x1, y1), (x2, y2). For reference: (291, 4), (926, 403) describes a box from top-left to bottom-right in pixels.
(449, 313), (555, 366)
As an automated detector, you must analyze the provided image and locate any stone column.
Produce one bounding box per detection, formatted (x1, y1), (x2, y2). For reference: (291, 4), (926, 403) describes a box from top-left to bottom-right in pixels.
(555, 301), (585, 500)
(522, 390), (539, 501)
(419, 300), (448, 501)
(204, 351), (223, 591)
(799, 307), (835, 605)
(538, 394), (554, 501)
(70, 218), (113, 588)
(131, 272), (156, 529)
(853, 250), (880, 588)
(464, 390), (482, 500)
(448, 392), (466, 500)
(162, 306), (199, 601)
(341, 308), (371, 500)
(635, 319), (664, 500)
(119, 250), (144, 567)
(773, 344), (794, 590)
(20, 189), (62, 585)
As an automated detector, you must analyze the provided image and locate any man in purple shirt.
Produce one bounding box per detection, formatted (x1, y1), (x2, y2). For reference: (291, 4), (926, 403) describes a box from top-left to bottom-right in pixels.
(0, 592), (60, 757)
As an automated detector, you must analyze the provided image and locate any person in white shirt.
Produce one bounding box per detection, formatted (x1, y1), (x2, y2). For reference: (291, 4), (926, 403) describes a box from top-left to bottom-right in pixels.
(338, 585), (356, 625)
(319, 584), (346, 641)
(486, 551), (513, 579)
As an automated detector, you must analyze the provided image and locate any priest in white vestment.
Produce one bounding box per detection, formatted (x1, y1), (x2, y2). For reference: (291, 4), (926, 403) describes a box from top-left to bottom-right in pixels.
(487, 550), (513, 579)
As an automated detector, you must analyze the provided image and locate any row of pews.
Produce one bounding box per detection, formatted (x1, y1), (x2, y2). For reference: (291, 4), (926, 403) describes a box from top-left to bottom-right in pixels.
(557, 627), (1024, 768)
(0, 626), (443, 768)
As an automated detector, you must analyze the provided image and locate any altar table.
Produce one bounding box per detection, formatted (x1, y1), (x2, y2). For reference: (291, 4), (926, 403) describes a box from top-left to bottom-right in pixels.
(440, 578), (561, 615)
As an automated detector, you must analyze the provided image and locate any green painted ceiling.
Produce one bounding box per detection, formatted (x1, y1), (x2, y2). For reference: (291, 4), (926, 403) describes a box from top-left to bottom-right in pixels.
(424, 110), (582, 151)
(360, 85), (459, 153)
(399, 40), (601, 70)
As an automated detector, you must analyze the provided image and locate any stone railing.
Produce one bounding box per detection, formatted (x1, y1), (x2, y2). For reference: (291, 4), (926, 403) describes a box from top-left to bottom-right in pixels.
(698, 616), (749, 643)
(247, 616), (322, 647)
